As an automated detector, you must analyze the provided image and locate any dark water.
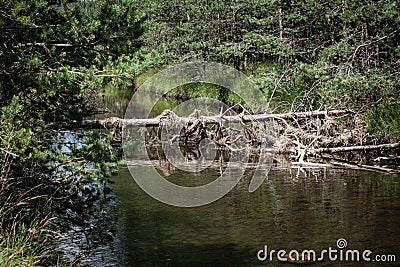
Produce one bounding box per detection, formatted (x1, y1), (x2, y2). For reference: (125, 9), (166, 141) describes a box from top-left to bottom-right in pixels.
(110, 160), (400, 267)
(96, 91), (399, 266)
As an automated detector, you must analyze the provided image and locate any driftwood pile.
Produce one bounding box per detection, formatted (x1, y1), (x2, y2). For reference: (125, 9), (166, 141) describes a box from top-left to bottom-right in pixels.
(82, 109), (400, 174)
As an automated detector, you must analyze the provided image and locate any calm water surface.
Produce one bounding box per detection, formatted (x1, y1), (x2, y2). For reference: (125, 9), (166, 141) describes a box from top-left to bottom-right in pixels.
(111, 160), (400, 267)
(99, 92), (399, 266)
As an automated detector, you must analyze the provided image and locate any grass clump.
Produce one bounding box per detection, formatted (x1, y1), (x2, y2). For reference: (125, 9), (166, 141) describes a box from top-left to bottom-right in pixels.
(366, 104), (400, 142)
(0, 218), (48, 267)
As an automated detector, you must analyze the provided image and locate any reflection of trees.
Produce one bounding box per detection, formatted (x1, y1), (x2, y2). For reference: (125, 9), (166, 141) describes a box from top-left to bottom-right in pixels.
(119, 152), (400, 264)
(125, 144), (399, 252)
(141, 145), (232, 176)
(96, 95), (131, 119)
(221, 167), (399, 253)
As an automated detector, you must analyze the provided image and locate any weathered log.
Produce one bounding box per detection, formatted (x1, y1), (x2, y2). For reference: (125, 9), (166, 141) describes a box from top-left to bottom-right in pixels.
(81, 109), (352, 129)
(315, 143), (400, 153)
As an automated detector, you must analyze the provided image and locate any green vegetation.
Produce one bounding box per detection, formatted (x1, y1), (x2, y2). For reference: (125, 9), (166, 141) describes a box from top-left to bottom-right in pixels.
(134, 0), (399, 139)
(0, 214), (48, 267)
(0, 0), (142, 264)
(367, 104), (400, 141)
(0, 0), (399, 265)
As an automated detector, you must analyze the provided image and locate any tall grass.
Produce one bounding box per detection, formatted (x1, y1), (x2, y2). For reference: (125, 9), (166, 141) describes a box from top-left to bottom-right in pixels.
(0, 205), (52, 266)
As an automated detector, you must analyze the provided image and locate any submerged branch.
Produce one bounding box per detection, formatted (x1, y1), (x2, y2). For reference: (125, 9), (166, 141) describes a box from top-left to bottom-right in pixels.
(328, 160), (400, 175)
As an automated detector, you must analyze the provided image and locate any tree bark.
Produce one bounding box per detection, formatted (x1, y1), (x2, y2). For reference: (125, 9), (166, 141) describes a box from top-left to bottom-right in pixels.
(315, 143), (400, 153)
(81, 109), (353, 128)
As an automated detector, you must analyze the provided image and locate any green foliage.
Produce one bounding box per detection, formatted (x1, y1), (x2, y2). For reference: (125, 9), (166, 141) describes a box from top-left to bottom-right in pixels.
(366, 104), (400, 141)
(0, 0), (143, 264)
(175, 83), (224, 101)
(136, 0), (399, 141)
(137, 0), (399, 71)
(136, 0), (294, 66)
(0, 96), (49, 175)
(1, 0), (144, 116)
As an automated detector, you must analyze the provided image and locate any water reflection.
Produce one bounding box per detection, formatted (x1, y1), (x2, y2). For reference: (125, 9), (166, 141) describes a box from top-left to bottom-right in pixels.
(111, 157), (400, 266)
(97, 89), (399, 265)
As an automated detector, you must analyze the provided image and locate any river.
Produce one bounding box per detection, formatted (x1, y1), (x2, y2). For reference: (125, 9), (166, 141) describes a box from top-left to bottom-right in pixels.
(111, 161), (399, 266)
(85, 91), (400, 266)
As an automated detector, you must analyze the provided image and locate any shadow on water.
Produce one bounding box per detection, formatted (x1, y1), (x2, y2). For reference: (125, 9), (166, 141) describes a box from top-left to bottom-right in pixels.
(111, 158), (400, 267)
(90, 92), (400, 266)
(95, 89), (399, 266)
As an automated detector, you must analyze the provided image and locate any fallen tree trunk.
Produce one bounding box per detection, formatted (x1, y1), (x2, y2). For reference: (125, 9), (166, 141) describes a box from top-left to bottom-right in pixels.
(81, 109), (352, 128)
(80, 108), (400, 176)
(315, 143), (400, 153)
